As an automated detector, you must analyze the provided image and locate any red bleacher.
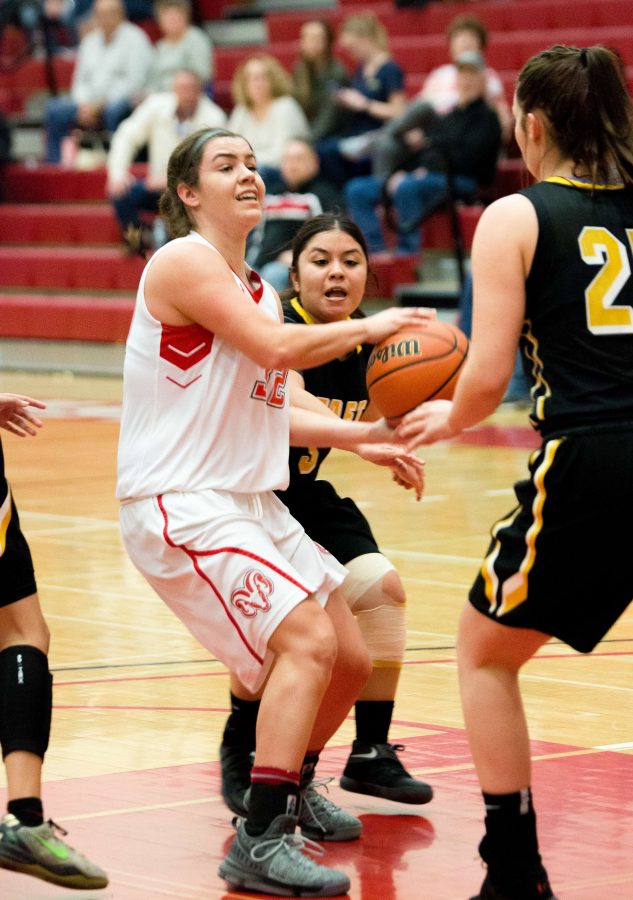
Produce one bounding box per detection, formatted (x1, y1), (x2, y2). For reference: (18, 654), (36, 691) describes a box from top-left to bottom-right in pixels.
(0, 294), (135, 342)
(0, 0), (631, 341)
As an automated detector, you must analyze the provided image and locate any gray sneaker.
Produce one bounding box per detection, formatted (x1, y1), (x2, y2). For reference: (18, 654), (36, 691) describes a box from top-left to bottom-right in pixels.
(0, 813), (108, 890)
(299, 779), (362, 842)
(218, 813), (350, 897)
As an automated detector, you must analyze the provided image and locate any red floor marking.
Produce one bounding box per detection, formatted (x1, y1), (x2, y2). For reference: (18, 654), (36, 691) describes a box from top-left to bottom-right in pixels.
(2, 729), (632, 898)
(51, 647), (633, 694)
(455, 424), (541, 449)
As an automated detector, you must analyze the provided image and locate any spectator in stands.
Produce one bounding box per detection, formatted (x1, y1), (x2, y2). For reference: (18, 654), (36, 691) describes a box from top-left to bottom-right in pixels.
(43, 0), (154, 163)
(292, 19), (350, 142)
(345, 51), (501, 255)
(66, 0), (154, 38)
(317, 12), (406, 189)
(419, 16), (511, 127)
(145, 0), (213, 95)
(227, 54), (311, 187)
(371, 14), (511, 180)
(247, 138), (342, 292)
(107, 69), (226, 251)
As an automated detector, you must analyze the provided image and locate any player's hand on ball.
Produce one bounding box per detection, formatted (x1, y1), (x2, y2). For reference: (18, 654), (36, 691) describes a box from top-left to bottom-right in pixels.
(364, 306), (436, 345)
(396, 399), (456, 448)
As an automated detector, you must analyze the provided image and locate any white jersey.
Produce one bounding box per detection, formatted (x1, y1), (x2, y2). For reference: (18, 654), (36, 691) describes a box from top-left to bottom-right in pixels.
(117, 231), (290, 501)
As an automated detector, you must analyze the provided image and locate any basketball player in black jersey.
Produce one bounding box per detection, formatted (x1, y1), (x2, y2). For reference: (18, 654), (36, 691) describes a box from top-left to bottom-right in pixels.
(220, 214), (433, 826)
(398, 45), (633, 900)
(0, 394), (108, 890)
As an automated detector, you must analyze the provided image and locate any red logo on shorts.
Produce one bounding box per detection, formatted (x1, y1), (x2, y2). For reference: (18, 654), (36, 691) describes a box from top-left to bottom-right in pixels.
(231, 569), (274, 617)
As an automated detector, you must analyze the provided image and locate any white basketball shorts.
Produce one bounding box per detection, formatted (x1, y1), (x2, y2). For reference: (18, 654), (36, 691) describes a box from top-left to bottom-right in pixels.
(120, 489), (347, 691)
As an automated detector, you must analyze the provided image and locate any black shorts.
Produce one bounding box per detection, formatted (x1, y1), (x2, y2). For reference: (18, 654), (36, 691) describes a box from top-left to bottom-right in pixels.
(0, 485), (37, 608)
(275, 479), (379, 565)
(469, 427), (633, 652)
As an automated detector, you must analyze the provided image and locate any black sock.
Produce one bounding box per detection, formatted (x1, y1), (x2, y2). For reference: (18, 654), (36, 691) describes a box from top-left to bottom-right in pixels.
(246, 769), (300, 836)
(480, 788), (541, 874)
(354, 700), (394, 746)
(300, 750), (321, 789)
(8, 796), (44, 827)
(222, 692), (260, 750)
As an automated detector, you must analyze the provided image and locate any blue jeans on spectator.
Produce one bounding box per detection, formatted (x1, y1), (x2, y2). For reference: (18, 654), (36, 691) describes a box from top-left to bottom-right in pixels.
(317, 135), (372, 190)
(393, 171), (476, 253)
(111, 180), (162, 240)
(44, 95), (133, 163)
(345, 170), (477, 255)
(344, 175), (387, 252)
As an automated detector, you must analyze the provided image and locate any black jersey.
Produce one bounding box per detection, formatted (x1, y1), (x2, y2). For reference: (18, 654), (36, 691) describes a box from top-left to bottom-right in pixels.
(0, 437), (37, 606)
(520, 178), (633, 434)
(282, 297), (372, 483)
(0, 438), (6, 503)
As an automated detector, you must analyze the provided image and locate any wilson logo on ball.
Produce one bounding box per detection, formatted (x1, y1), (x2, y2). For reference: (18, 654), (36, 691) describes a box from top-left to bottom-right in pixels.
(367, 337), (421, 367)
(366, 321), (469, 422)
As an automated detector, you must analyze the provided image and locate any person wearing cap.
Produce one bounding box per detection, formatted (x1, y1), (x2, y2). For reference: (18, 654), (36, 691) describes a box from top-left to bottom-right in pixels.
(344, 50), (502, 255)
(370, 13), (511, 181)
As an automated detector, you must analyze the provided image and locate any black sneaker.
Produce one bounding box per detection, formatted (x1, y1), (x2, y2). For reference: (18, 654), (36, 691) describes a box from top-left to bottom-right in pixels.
(470, 864), (558, 899)
(340, 741), (433, 805)
(219, 744), (253, 817)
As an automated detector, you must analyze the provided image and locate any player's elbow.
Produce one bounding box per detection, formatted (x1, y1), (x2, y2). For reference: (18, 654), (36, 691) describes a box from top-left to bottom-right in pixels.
(262, 333), (305, 371)
(469, 354), (515, 397)
(261, 344), (295, 370)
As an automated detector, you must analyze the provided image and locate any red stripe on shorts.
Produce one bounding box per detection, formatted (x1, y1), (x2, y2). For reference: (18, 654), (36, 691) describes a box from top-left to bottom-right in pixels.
(156, 496), (313, 665)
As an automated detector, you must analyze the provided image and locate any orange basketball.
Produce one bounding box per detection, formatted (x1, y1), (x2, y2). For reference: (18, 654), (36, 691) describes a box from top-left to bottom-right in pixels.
(366, 320), (469, 422)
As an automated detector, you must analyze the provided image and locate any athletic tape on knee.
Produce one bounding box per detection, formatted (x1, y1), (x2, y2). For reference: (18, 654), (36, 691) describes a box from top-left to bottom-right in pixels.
(355, 603), (407, 665)
(341, 553), (397, 612)
(0, 645), (52, 759)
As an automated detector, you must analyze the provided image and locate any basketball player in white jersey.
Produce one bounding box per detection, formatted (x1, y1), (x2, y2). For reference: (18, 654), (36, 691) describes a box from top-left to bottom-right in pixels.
(116, 127), (432, 897)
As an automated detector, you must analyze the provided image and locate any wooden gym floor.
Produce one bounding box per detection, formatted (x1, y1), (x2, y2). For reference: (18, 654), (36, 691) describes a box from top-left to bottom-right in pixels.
(1, 370), (632, 900)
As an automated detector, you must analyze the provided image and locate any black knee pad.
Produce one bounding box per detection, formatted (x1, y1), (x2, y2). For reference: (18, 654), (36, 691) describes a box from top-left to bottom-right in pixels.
(0, 645), (52, 759)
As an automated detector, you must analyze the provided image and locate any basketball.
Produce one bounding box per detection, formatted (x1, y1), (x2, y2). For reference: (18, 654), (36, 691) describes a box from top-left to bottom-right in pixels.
(366, 320), (469, 422)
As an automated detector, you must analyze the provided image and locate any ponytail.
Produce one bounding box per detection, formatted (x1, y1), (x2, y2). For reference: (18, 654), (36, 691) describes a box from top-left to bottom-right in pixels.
(516, 45), (633, 185)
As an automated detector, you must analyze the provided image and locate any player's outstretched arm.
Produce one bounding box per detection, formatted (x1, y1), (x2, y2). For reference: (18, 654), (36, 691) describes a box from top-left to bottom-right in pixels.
(397, 195), (536, 448)
(148, 244), (437, 371)
(0, 393), (46, 437)
(289, 380), (425, 499)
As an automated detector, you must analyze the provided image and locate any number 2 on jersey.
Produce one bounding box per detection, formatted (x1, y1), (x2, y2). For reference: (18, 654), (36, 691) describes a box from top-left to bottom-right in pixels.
(579, 226), (633, 334)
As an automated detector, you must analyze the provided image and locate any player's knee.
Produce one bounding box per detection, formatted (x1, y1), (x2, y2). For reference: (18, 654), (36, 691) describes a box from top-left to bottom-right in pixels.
(0, 645), (52, 760)
(381, 569), (406, 608)
(343, 554), (404, 613)
(297, 617), (339, 684)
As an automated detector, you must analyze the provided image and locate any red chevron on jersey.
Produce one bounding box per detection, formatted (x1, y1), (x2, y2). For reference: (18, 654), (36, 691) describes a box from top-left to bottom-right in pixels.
(160, 323), (214, 371)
